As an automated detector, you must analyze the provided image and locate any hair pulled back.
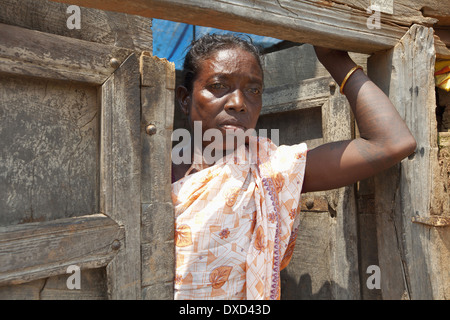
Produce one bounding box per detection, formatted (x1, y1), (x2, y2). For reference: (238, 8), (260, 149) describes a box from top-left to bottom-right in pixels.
(182, 33), (264, 93)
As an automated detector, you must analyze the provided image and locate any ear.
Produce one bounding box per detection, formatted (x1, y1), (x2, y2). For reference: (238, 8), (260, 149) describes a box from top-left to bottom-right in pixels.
(176, 85), (191, 116)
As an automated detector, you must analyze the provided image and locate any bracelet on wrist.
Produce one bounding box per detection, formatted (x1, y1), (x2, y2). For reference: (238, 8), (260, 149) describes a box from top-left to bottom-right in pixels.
(340, 65), (363, 94)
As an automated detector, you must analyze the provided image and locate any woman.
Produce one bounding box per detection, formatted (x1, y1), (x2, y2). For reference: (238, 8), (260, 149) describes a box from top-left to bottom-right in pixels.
(172, 34), (416, 300)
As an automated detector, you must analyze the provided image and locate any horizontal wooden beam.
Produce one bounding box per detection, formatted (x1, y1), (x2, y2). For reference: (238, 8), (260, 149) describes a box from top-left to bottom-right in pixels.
(0, 214), (124, 286)
(0, 23), (132, 84)
(261, 76), (332, 115)
(0, 0), (153, 52)
(49, 0), (450, 58)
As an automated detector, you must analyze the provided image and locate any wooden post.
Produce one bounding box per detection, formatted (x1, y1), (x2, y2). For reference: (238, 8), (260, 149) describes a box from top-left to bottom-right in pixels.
(322, 81), (360, 300)
(140, 52), (176, 299)
(101, 53), (142, 299)
(369, 24), (446, 299)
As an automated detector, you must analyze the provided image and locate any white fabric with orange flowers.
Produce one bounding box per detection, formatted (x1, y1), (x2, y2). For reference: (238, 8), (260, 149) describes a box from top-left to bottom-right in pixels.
(172, 137), (307, 300)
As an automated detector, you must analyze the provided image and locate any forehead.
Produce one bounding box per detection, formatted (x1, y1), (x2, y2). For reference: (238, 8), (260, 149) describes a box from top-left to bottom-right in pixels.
(198, 47), (263, 81)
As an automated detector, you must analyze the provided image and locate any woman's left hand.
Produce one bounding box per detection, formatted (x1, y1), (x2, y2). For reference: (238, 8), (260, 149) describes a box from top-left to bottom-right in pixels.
(313, 46), (356, 86)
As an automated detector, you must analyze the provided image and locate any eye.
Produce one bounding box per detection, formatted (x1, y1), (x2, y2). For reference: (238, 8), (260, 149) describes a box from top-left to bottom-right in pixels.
(247, 87), (262, 95)
(210, 83), (226, 90)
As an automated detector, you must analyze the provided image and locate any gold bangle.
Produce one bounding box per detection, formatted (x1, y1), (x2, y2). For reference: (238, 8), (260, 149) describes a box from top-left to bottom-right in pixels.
(340, 65), (363, 94)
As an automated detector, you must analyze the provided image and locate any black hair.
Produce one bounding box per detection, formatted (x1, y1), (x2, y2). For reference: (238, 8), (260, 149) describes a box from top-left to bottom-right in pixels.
(181, 33), (264, 93)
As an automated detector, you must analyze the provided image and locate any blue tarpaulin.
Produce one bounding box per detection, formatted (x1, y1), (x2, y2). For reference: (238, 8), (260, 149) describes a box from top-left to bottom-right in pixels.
(152, 19), (282, 70)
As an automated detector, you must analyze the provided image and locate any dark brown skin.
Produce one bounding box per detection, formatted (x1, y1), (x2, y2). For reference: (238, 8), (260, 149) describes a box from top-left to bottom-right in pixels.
(304, 47), (417, 192)
(177, 48), (263, 139)
(175, 48), (263, 180)
(174, 46), (417, 192)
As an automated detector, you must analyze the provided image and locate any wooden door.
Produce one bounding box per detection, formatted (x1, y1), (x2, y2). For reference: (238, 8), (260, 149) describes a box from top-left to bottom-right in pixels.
(0, 22), (175, 299)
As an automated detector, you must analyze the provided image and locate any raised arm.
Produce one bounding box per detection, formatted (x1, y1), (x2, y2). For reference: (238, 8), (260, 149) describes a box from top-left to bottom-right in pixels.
(301, 47), (417, 193)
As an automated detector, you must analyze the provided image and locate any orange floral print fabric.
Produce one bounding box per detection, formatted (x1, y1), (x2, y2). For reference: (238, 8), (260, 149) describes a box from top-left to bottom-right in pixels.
(172, 137), (307, 300)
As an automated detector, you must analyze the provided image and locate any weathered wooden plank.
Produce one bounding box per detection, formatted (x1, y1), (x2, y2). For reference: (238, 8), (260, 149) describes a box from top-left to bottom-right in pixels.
(49, 0), (450, 57)
(256, 106), (324, 149)
(372, 165), (409, 299)
(101, 53), (142, 300)
(355, 176), (381, 300)
(0, 0), (153, 52)
(414, 1), (450, 26)
(140, 53), (174, 206)
(321, 81), (360, 299)
(393, 25), (448, 300)
(0, 74), (99, 226)
(261, 76), (332, 116)
(0, 268), (108, 300)
(263, 44), (369, 87)
(141, 241), (174, 286)
(0, 23), (132, 84)
(328, 0), (450, 26)
(357, 213), (382, 300)
(0, 214), (123, 286)
(281, 211), (333, 299)
(368, 39), (413, 300)
(0, 278), (46, 299)
(370, 24), (445, 299)
(39, 268), (108, 300)
(263, 44), (325, 88)
(141, 281), (174, 299)
(140, 52), (175, 299)
(257, 44), (326, 150)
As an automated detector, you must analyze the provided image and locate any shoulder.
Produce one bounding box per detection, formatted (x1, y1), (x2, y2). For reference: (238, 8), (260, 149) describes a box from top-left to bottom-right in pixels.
(252, 137), (308, 178)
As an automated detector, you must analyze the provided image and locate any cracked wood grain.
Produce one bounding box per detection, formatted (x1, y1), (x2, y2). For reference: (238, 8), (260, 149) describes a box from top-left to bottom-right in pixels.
(49, 0), (450, 57)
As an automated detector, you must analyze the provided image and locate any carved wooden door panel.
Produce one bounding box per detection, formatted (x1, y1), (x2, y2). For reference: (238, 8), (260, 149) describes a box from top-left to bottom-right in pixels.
(0, 23), (143, 299)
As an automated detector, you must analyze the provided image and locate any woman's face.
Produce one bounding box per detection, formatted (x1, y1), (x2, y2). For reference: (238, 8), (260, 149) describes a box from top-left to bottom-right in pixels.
(178, 47), (263, 148)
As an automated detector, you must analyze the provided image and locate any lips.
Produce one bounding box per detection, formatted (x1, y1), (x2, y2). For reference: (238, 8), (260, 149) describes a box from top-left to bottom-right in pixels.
(219, 121), (247, 131)
(221, 124), (246, 131)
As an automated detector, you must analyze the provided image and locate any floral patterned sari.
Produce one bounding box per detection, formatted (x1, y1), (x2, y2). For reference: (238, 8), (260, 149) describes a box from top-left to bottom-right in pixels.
(172, 136), (307, 299)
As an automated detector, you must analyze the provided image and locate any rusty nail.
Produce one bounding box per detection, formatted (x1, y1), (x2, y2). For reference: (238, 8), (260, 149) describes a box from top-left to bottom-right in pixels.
(146, 124), (157, 135)
(111, 239), (121, 250)
(110, 58), (121, 69)
(329, 81), (336, 94)
(306, 199), (314, 210)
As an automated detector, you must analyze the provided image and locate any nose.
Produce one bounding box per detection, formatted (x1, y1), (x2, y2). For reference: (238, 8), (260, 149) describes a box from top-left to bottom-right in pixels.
(224, 89), (247, 113)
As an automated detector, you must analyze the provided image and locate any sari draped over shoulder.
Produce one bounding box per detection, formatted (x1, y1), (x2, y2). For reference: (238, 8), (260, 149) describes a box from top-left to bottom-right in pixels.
(172, 136), (307, 300)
